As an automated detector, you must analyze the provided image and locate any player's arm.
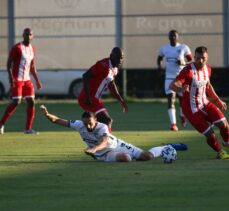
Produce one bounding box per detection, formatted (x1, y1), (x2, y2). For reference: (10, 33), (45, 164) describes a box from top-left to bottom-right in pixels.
(108, 80), (128, 112)
(84, 136), (109, 154)
(6, 57), (14, 86)
(157, 55), (164, 70)
(169, 79), (189, 93)
(30, 60), (42, 89)
(206, 82), (227, 110)
(40, 105), (69, 127)
(82, 70), (93, 105)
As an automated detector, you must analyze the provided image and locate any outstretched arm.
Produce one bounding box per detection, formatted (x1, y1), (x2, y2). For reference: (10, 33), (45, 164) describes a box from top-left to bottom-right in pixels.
(108, 81), (128, 113)
(206, 82), (227, 110)
(40, 105), (69, 127)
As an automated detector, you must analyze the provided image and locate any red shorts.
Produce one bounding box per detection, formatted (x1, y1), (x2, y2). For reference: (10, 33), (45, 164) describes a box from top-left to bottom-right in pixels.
(78, 92), (106, 114)
(11, 80), (35, 99)
(183, 101), (225, 134)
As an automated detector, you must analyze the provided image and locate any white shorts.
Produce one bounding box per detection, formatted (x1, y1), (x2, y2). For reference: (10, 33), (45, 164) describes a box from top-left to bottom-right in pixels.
(96, 139), (143, 162)
(164, 79), (182, 96)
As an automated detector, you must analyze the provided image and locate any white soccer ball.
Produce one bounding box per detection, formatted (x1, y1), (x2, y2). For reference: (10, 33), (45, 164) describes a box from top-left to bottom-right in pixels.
(161, 145), (177, 163)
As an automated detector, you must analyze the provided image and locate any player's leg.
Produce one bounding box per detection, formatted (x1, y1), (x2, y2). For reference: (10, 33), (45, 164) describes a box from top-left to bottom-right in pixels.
(167, 93), (178, 131)
(0, 82), (23, 134)
(23, 81), (38, 134)
(205, 102), (229, 148)
(96, 111), (113, 132)
(165, 79), (178, 131)
(0, 98), (21, 134)
(177, 94), (187, 128)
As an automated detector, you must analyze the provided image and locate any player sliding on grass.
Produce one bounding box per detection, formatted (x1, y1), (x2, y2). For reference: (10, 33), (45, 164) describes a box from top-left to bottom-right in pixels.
(170, 46), (229, 159)
(40, 105), (186, 162)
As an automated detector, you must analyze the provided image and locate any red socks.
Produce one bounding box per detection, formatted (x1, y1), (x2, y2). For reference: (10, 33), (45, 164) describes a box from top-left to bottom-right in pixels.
(0, 103), (17, 125)
(206, 135), (221, 152)
(26, 106), (35, 130)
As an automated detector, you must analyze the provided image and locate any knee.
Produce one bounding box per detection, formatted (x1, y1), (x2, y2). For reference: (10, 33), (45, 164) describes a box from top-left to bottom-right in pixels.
(116, 153), (132, 162)
(137, 151), (153, 161)
(26, 98), (35, 107)
(97, 114), (113, 127)
(12, 99), (21, 106)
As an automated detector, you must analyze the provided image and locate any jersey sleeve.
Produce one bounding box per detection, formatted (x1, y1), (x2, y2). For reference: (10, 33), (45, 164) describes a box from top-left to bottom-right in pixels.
(69, 120), (82, 131)
(176, 68), (188, 84)
(9, 45), (18, 60)
(97, 123), (110, 139)
(88, 61), (102, 77)
(184, 45), (192, 59)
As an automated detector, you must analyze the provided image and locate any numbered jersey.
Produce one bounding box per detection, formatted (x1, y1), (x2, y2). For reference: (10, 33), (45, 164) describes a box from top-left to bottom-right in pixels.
(69, 120), (143, 160)
(159, 43), (192, 79)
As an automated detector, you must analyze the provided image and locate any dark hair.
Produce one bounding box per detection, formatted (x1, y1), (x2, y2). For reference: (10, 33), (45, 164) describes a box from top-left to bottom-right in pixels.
(81, 111), (96, 119)
(195, 46), (208, 54)
(169, 30), (178, 35)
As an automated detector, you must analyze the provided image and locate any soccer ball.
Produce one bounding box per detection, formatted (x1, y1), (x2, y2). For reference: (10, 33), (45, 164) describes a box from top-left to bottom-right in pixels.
(161, 145), (177, 163)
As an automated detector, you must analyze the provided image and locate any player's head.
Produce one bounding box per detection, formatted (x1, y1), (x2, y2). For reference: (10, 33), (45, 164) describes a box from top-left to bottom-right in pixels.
(23, 28), (33, 44)
(194, 46), (208, 68)
(81, 111), (97, 132)
(168, 30), (179, 45)
(110, 47), (124, 68)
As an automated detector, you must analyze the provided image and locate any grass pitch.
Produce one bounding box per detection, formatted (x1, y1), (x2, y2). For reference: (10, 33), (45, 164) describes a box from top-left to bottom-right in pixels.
(0, 100), (229, 211)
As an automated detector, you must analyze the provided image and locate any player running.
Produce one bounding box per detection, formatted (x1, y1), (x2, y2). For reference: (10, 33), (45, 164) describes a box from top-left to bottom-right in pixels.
(157, 30), (192, 131)
(78, 47), (128, 132)
(170, 46), (229, 159)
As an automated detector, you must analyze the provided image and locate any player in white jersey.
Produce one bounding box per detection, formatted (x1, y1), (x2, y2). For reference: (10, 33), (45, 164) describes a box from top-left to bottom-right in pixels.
(40, 105), (177, 162)
(157, 30), (192, 131)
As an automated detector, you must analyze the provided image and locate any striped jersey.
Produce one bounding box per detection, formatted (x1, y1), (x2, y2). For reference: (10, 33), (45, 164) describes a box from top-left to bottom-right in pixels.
(81, 58), (118, 99)
(9, 42), (35, 81)
(69, 120), (118, 157)
(176, 63), (211, 113)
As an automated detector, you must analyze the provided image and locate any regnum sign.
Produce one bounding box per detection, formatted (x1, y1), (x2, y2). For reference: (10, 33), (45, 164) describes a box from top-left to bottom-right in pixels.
(136, 17), (213, 33)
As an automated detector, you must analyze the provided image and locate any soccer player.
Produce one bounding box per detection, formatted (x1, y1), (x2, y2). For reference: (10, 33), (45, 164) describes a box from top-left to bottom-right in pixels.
(0, 28), (42, 135)
(169, 46), (229, 159)
(157, 30), (192, 131)
(40, 104), (177, 162)
(78, 47), (128, 132)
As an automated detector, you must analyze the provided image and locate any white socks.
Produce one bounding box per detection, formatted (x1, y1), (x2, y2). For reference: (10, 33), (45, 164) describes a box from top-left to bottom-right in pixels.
(168, 108), (176, 124)
(148, 146), (166, 158)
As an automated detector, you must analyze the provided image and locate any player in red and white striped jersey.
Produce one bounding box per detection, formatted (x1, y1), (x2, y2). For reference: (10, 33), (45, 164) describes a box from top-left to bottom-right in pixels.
(78, 47), (128, 132)
(0, 28), (42, 135)
(170, 46), (229, 159)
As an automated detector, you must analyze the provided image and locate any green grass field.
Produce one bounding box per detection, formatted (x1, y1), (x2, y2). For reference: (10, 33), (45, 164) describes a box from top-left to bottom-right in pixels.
(0, 100), (229, 211)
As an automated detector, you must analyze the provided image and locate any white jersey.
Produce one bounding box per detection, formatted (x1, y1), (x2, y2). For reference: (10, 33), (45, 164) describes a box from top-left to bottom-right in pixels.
(69, 120), (143, 161)
(159, 43), (192, 79)
(69, 120), (118, 157)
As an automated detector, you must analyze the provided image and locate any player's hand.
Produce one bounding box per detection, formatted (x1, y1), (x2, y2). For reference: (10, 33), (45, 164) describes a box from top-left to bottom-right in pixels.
(120, 100), (128, 113)
(40, 105), (48, 115)
(182, 84), (190, 93)
(36, 81), (42, 89)
(216, 99), (227, 111)
(84, 147), (96, 155)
